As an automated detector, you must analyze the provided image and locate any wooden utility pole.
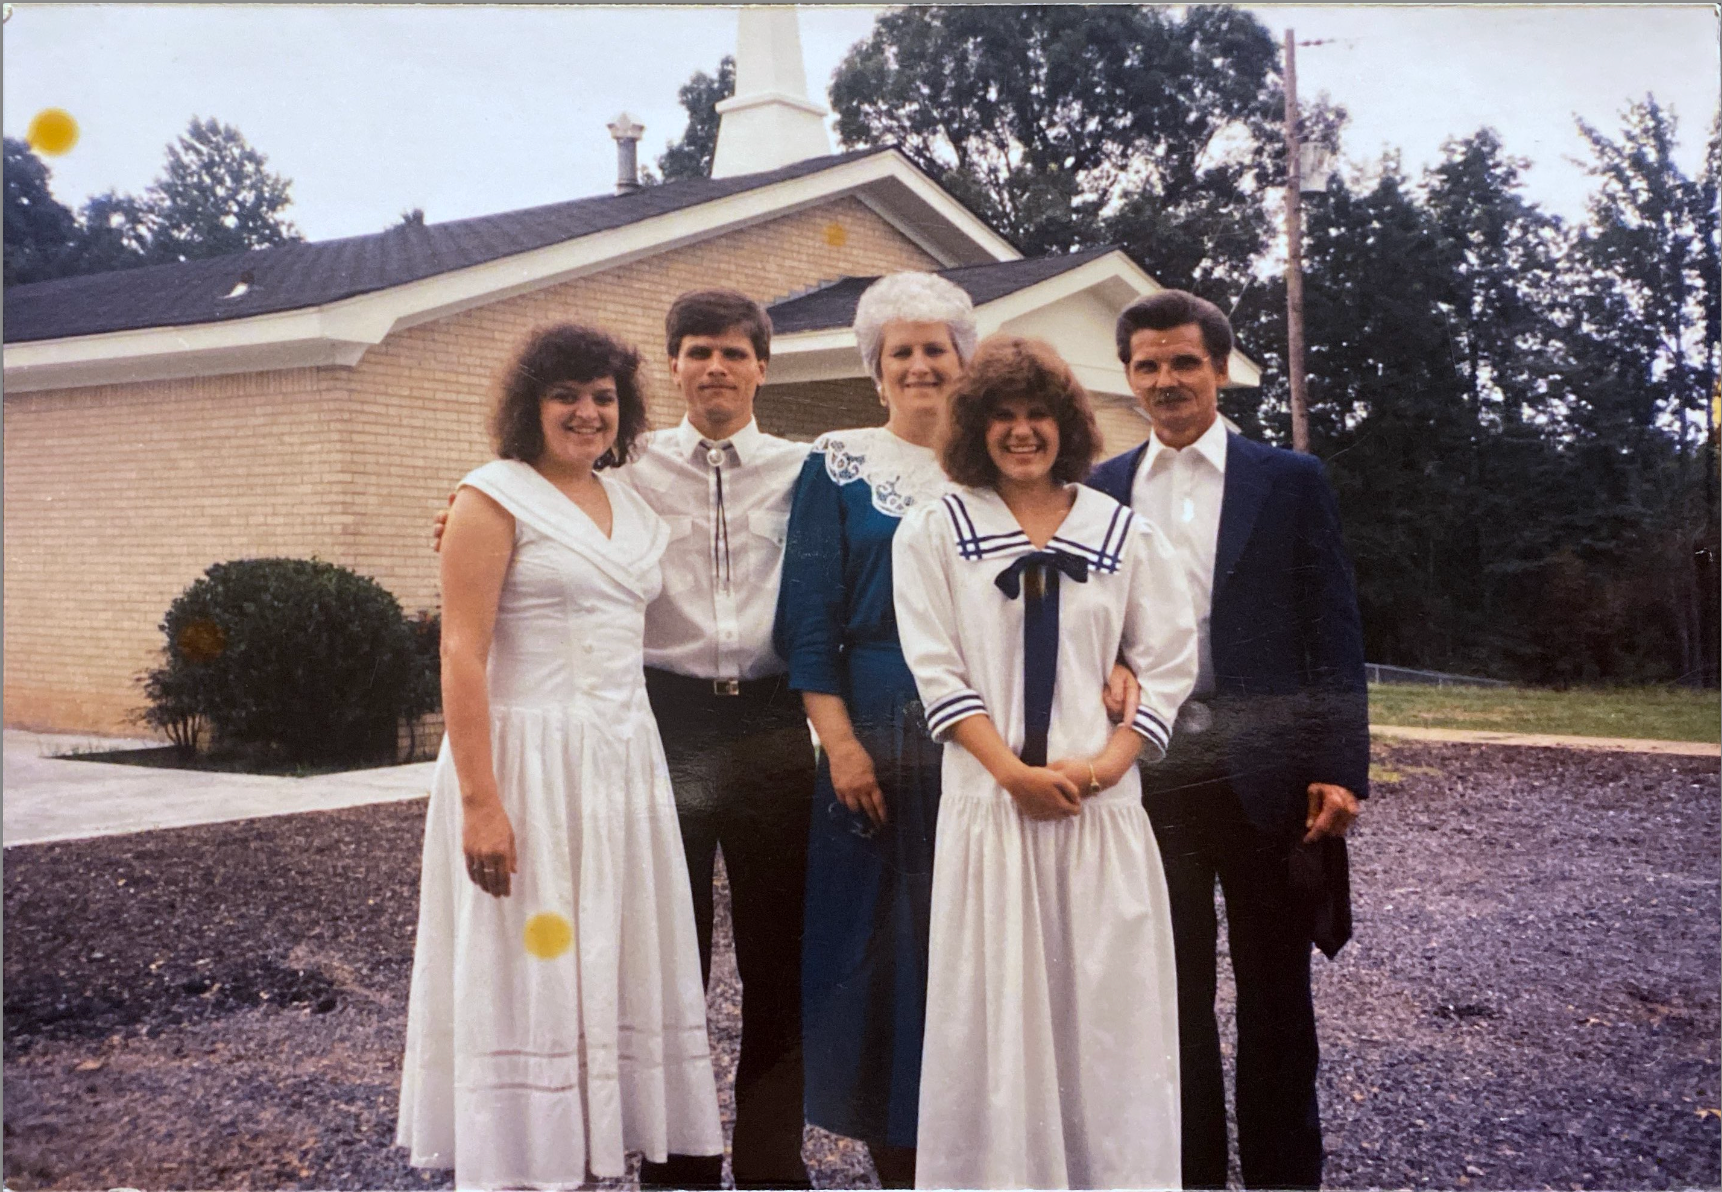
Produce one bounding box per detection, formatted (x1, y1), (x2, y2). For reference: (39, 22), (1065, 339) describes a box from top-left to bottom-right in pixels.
(1284, 27), (1310, 454)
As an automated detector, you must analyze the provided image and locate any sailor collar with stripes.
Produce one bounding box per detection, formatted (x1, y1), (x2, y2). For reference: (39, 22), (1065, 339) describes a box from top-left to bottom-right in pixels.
(935, 484), (1137, 575)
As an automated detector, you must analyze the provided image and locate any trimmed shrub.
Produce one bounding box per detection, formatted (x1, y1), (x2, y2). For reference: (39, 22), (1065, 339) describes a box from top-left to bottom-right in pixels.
(138, 558), (438, 766)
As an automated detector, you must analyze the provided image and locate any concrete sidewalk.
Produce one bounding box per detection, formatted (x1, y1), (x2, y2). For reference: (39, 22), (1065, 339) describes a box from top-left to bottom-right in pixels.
(3, 730), (435, 847)
(6, 721), (1714, 850)
(1371, 722), (1720, 758)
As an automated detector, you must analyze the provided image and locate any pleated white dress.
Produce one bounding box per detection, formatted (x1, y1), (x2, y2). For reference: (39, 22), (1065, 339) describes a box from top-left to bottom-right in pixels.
(397, 459), (723, 1190)
(892, 486), (1200, 1190)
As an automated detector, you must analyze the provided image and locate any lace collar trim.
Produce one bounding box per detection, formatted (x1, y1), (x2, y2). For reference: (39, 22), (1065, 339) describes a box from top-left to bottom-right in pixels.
(811, 426), (951, 519)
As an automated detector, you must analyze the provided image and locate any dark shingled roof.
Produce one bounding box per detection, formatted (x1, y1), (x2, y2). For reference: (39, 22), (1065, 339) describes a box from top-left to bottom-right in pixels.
(766, 245), (1121, 334)
(4, 148), (893, 345)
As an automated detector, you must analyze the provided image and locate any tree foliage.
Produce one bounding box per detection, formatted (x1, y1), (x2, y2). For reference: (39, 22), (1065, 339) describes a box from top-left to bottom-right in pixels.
(657, 55), (734, 182)
(828, 5), (1282, 298)
(1233, 100), (1719, 686)
(2, 117), (300, 283)
(143, 116), (300, 261)
(4, 136), (80, 284)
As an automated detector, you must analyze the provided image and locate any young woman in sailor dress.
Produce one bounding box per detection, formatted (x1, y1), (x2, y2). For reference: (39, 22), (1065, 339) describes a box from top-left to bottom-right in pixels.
(892, 335), (1199, 1190)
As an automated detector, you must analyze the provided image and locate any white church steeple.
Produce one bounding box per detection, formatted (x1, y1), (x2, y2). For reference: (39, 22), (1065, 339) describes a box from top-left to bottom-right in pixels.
(710, 8), (833, 179)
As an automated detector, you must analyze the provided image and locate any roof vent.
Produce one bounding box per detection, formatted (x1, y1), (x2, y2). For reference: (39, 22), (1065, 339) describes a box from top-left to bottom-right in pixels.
(607, 112), (645, 195)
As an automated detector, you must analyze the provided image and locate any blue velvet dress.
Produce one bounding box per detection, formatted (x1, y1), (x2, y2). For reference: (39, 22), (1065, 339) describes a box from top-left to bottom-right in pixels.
(772, 426), (949, 1150)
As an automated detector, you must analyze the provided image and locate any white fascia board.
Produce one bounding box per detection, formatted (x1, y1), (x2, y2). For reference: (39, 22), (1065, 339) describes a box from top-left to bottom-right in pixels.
(4, 149), (1017, 394)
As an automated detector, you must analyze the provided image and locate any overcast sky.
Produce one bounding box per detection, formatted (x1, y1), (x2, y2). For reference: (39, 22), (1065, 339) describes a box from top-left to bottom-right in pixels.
(3, 4), (1717, 244)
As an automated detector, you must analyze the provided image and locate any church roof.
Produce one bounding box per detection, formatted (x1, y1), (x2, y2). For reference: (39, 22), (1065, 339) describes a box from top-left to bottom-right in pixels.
(767, 246), (1121, 334)
(4, 148), (900, 345)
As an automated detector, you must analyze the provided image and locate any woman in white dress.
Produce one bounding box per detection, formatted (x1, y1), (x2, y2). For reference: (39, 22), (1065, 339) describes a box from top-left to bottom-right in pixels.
(892, 335), (1199, 1189)
(397, 323), (722, 1189)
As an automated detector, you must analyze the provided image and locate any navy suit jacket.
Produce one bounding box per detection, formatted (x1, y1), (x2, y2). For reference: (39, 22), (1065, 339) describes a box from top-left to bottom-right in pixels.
(1087, 432), (1370, 835)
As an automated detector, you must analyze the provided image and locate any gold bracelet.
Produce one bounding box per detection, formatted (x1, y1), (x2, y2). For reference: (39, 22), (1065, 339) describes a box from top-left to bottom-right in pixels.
(1086, 761), (1102, 796)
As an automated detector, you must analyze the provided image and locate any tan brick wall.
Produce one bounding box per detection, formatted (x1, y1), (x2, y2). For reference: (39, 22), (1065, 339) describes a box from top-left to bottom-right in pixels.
(5, 197), (938, 733)
(758, 378), (886, 442)
(3, 368), (350, 731)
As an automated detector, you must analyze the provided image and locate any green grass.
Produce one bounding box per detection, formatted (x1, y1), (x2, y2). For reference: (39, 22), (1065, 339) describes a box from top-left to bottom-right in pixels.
(1368, 683), (1720, 743)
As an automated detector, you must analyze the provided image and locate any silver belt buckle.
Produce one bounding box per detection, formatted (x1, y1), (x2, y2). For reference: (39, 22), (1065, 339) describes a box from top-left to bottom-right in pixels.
(713, 678), (741, 697)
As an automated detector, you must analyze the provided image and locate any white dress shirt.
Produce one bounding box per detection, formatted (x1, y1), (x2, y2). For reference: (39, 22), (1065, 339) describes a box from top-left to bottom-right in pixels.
(1131, 417), (1227, 698)
(614, 416), (810, 681)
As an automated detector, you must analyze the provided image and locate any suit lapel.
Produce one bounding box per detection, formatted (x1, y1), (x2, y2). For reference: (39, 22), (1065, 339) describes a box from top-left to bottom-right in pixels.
(1214, 434), (1272, 597)
(1099, 441), (1150, 505)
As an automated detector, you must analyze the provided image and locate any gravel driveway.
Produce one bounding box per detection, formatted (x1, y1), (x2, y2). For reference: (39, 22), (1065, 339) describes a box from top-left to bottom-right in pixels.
(4, 739), (1717, 1190)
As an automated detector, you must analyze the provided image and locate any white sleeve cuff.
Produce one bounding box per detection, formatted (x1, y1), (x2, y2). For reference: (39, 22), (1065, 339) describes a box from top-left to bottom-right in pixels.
(924, 688), (987, 742)
(1130, 705), (1173, 761)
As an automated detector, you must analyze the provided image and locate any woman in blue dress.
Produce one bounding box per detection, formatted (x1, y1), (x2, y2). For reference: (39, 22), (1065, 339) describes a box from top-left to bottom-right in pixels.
(773, 272), (978, 1186)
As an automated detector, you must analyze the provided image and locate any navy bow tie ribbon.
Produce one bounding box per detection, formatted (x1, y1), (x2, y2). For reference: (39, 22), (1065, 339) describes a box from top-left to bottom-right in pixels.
(994, 549), (1089, 767)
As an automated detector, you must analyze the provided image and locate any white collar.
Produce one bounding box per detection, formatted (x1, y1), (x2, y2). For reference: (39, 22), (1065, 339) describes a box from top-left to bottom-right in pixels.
(813, 425), (950, 517)
(1144, 416), (1228, 475)
(939, 485), (1136, 574)
(674, 414), (764, 465)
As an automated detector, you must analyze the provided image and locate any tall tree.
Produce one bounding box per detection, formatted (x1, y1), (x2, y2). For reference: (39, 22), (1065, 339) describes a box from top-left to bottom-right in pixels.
(144, 116), (300, 262)
(828, 5), (1281, 299)
(657, 56), (734, 182)
(4, 137), (80, 285)
(1558, 97), (1720, 683)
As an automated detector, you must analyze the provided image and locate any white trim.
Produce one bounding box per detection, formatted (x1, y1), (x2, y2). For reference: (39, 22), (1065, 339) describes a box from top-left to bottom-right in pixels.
(716, 90), (828, 119)
(4, 150), (1018, 394)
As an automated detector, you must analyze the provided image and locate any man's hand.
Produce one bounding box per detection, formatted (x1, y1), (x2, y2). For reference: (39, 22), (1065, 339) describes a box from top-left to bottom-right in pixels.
(1102, 662), (1140, 724)
(1304, 782), (1359, 843)
(431, 491), (455, 552)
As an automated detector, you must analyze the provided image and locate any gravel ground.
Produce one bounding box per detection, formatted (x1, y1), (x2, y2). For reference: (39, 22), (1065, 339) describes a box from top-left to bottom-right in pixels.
(4, 740), (1717, 1190)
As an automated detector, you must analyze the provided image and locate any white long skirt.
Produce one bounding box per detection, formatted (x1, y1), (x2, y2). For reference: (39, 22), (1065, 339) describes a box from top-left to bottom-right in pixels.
(396, 703), (723, 1189)
(916, 764), (1181, 1190)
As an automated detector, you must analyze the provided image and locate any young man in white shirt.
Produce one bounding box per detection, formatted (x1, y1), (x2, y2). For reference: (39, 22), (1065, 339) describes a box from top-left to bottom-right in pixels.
(631, 290), (813, 1191)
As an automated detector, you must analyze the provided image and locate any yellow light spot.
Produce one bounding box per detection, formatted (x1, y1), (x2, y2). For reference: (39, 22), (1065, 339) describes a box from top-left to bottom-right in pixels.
(822, 221), (848, 248)
(523, 912), (573, 959)
(27, 108), (79, 156)
(176, 618), (226, 663)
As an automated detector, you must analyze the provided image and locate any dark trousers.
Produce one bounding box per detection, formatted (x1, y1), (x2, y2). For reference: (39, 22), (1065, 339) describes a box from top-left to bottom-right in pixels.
(640, 668), (815, 1190)
(1144, 735), (1323, 1190)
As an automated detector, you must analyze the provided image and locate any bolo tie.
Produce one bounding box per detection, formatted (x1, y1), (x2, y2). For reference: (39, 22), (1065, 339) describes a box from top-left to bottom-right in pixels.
(994, 549), (1090, 766)
(701, 440), (733, 590)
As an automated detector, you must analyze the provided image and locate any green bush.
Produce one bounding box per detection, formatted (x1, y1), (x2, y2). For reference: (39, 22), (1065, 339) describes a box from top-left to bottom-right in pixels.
(138, 558), (440, 766)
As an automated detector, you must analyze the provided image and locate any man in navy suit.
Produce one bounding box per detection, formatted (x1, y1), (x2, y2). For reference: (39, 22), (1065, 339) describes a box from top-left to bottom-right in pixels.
(1088, 290), (1369, 1189)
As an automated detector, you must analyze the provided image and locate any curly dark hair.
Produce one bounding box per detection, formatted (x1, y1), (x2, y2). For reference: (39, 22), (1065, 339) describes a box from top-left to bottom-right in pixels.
(491, 323), (649, 468)
(941, 335), (1102, 488)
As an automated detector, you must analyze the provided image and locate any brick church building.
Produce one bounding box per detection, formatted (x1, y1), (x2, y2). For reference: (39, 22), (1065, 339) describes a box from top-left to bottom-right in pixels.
(3, 10), (1257, 734)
